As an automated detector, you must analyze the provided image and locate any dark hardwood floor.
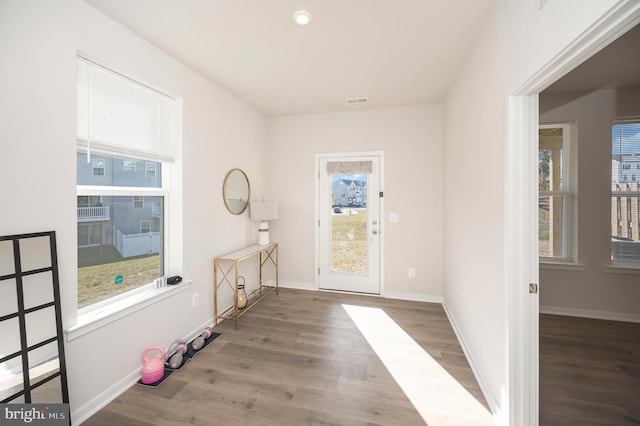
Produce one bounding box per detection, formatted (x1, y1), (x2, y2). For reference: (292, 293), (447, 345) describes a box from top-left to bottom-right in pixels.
(539, 314), (640, 425)
(83, 289), (492, 425)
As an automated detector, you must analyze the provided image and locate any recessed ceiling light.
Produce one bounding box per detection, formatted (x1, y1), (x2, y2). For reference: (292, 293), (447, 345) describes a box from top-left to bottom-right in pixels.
(293, 10), (312, 26)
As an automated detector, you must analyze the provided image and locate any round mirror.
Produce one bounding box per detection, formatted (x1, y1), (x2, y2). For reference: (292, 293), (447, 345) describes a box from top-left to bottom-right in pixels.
(223, 169), (250, 215)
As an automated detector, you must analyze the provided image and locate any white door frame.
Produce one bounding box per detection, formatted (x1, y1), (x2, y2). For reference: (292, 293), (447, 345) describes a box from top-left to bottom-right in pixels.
(314, 151), (385, 295)
(507, 3), (640, 425)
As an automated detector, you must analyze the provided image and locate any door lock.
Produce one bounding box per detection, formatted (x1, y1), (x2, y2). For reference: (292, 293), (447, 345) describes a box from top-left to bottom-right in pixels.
(372, 230), (378, 235)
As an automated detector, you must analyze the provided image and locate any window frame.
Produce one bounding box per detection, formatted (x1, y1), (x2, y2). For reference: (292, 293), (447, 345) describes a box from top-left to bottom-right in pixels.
(538, 122), (577, 263)
(76, 55), (177, 312)
(610, 118), (640, 267)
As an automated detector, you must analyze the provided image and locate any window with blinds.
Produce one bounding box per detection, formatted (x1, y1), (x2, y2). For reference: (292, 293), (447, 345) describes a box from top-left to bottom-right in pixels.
(76, 57), (177, 308)
(611, 119), (640, 262)
(76, 58), (175, 161)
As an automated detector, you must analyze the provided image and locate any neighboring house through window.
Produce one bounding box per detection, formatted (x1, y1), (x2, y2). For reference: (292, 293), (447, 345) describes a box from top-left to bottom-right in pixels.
(76, 57), (176, 309)
(539, 123), (576, 261)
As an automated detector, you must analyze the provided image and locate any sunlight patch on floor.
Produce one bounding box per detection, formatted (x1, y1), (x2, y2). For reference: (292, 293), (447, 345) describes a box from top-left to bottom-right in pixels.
(342, 304), (495, 426)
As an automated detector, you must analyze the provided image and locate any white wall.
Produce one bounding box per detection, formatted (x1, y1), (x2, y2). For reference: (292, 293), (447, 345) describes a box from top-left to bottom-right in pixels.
(539, 87), (640, 320)
(443, 6), (507, 415)
(0, 0), (267, 422)
(266, 105), (444, 300)
(442, 1), (640, 423)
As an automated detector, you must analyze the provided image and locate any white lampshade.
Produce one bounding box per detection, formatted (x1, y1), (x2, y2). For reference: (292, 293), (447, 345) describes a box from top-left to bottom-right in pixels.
(250, 200), (278, 221)
(250, 201), (278, 245)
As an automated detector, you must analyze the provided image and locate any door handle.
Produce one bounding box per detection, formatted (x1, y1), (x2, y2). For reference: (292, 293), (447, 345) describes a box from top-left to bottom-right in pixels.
(372, 230), (378, 235)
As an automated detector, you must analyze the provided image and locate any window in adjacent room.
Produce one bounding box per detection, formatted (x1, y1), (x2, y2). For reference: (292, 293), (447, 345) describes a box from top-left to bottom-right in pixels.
(539, 123), (575, 260)
(611, 118), (640, 263)
(76, 57), (176, 309)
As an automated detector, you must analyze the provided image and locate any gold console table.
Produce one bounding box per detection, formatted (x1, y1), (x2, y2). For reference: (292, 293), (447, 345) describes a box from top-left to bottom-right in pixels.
(214, 242), (278, 329)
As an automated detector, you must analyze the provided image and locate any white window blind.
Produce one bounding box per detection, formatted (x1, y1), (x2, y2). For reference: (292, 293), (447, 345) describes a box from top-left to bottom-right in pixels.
(612, 119), (640, 181)
(77, 58), (175, 162)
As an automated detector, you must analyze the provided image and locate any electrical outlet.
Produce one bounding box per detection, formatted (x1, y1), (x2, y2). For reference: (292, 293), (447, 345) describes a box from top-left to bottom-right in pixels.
(408, 268), (415, 278)
(192, 293), (199, 307)
(390, 213), (399, 223)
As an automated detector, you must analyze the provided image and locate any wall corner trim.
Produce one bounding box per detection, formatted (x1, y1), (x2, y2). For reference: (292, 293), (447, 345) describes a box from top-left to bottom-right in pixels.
(441, 299), (501, 422)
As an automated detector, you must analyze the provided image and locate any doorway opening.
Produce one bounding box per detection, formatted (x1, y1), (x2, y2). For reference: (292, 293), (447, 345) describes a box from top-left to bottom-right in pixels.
(537, 22), (640, 425)
(507, 6), (640, 425)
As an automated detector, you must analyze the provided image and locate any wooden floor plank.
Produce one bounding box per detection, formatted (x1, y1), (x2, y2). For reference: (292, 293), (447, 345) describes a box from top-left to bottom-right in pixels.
(539, 314), (640, 426)
(81, 292), (640, 425)
(292, 386), (424, 425)
(82, 289), (491, 425)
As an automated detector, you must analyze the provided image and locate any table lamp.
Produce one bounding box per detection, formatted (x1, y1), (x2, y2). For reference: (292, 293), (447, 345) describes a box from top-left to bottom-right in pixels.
(250, 200), (278, 245)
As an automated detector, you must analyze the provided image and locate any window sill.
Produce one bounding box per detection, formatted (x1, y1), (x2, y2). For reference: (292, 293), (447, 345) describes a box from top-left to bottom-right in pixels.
(64, 279), (191, 341)
(603, 262), (640, 275)
(539, 260), (587, 271)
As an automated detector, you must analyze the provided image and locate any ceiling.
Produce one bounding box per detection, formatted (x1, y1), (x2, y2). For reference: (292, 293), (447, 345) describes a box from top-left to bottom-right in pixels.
(544, 23), (640, 94)
(84, 0), (498, 116)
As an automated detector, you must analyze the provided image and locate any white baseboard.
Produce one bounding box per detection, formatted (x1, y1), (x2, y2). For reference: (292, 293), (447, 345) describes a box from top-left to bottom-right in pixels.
(540, 305), (640, 323)
(441, 300), (500, 422)
(275, 282), (444, 305)
(73, 318), (214, 424)
(384, 291), (442, 304)
(72, 368), (140, 425)
(277, 280), (316, 291)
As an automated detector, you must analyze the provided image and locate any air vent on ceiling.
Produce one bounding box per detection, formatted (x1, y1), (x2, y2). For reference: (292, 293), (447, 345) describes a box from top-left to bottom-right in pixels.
(346, 97), (369, 104)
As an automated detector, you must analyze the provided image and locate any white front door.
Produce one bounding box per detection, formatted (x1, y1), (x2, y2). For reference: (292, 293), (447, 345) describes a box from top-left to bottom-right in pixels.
(317, 154), (381, 294)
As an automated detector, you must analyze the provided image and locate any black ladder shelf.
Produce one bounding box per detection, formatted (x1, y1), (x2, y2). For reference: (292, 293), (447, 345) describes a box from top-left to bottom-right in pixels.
(0, 231), (69, 406)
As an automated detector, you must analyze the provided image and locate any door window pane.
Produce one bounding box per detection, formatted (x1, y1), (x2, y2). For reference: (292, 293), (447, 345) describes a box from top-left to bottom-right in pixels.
(330, 174), (368, 274)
